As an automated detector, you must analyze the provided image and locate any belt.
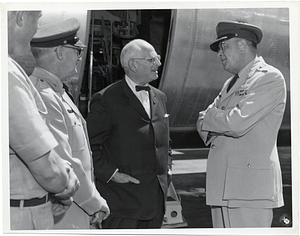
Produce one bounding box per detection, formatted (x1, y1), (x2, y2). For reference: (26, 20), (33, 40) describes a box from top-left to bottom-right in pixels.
(10, 194), (49, 207)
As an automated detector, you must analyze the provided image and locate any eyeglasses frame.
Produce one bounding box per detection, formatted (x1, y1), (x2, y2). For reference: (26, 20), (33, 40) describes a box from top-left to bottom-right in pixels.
(61, 45), (84, 58)
(132, 55), (161, 65)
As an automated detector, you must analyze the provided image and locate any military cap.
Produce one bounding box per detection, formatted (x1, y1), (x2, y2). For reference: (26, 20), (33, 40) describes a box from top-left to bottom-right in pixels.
(210, 21), (263, 52)
(31, 18), (85, 48)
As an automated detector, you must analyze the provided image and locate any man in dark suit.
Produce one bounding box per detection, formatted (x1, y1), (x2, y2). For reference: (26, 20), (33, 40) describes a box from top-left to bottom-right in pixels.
(86, 39), (172, 229)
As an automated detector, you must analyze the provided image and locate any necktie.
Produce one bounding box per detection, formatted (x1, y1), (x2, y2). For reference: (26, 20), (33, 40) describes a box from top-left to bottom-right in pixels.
(136, 85), (150, 92)
(63, 83), (74, 102)
(227, 74), (239, 92)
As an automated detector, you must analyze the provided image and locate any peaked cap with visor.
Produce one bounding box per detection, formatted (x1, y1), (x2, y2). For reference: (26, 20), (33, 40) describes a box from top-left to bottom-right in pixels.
(210, 21), (263, 52)
(30, 18), (86, 48)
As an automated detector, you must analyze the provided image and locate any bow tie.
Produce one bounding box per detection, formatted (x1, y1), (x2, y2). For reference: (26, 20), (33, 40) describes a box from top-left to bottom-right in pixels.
(136, 85), (150, 92)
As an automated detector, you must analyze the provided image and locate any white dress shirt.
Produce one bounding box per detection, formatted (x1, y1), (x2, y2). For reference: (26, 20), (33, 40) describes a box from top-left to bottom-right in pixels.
(125, 75), (151, 118)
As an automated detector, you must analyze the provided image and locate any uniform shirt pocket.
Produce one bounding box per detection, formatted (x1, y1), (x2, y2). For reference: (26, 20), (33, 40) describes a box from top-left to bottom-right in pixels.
(224, 152), (274, 201)
(223, 166), (274, 201)
(66, 110), (85, 152)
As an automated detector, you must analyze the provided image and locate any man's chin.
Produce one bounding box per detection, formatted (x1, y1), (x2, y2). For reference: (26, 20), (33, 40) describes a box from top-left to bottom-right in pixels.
(151, 76), (158, 81)
(151, 73), (159, 81)
(62, 74), (79, 84)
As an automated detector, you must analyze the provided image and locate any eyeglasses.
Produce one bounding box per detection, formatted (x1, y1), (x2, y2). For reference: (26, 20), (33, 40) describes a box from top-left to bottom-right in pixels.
(218, 41), (228, 53)
(133, 55), (161, 65)
(62, 45), (84, 58)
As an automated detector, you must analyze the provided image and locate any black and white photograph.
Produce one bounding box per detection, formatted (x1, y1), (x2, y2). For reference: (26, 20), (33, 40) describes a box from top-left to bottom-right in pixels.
(1, 1), (299, 236)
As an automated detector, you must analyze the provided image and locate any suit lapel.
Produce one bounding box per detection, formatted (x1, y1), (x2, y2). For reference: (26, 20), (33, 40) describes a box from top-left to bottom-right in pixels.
(149, 88), (157, 119)
(121, 79), (150, 120)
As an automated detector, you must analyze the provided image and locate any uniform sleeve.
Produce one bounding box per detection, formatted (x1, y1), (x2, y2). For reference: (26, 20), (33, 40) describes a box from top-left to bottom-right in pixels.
(202, 71), (286, 138)
(86, 93), (118, 183)
(38, 89), (105, 215)
(9, 71), (57, 161)
(197, 94), (221, 144)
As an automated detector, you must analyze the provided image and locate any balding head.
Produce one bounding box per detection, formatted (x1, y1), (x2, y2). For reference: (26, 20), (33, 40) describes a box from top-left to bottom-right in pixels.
(120, 39), (155, 70)
(120, 39), (161, 85)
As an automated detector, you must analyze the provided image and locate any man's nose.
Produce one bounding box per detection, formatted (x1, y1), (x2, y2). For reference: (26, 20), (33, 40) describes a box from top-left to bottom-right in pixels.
(155, 58), (162, 67)
(217, 49), (223, 57)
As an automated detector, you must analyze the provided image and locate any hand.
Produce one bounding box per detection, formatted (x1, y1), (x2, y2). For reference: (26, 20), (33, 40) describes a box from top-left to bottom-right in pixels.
(90, 212), (106, 229)
(111, 171), (140, 184)
(90, 201), (110, 228)
(55, 167), (80, 199)
(196, 111), (206, 133)
(198, 110), (206, 120)
(98, 199), (110, 221)
(51, 197), (73, 216)
(90, 210), (109, 226)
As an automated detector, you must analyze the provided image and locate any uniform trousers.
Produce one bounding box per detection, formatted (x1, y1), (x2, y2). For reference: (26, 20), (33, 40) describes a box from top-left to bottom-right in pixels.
(10, 201), (53, 230)
(102, 187), (165, 229)
(211, 206), (273, 228)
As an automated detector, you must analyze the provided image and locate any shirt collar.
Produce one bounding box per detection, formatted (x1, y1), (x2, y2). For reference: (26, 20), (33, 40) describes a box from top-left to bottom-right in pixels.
(238, 56), (258, 79)
(34, 66), (64, 93)
(125, 74), (149, 94)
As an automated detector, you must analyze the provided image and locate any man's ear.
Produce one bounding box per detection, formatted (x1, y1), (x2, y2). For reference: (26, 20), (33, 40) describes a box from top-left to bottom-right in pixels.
(16, 11), (25, 27)
(55, 46), (64, 61)
(128, 58), (138, 73)
(238, 40), (246, 53)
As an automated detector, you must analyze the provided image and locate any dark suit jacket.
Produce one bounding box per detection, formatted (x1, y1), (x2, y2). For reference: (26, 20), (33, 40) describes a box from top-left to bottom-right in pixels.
(87, 79), (172, 220)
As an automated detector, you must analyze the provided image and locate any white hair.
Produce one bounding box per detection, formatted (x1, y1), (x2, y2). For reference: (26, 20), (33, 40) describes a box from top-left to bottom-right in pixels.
(120, 39), (153, 70)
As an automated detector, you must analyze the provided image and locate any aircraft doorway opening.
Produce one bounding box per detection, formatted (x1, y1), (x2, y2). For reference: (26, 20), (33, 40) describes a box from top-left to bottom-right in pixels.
(79, 10), (172, 118)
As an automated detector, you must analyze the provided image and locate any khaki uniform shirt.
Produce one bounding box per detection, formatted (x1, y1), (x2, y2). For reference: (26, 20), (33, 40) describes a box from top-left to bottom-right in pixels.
(30, 67), (107, 229)
(200, 56), (286, 208)
(9, 57), (58, 200)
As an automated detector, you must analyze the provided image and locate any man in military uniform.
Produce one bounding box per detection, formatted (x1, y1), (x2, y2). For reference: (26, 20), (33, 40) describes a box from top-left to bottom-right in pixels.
(196, 21), (286, 227)
(8, 11), (79, 230)
(30, 18), (110, 229)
